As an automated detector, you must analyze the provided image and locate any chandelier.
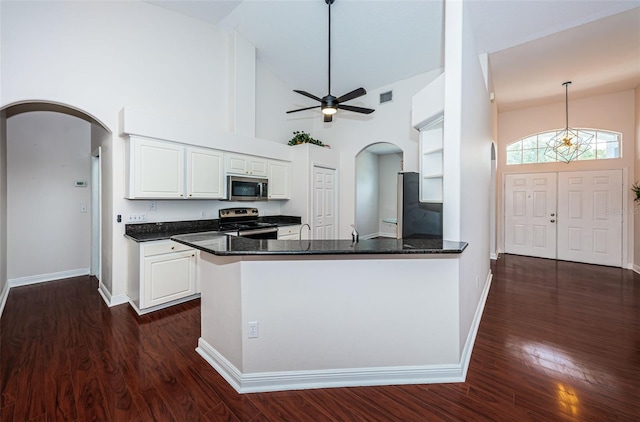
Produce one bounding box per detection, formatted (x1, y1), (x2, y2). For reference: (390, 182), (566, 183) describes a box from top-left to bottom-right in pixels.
(544, 81), (594, 163)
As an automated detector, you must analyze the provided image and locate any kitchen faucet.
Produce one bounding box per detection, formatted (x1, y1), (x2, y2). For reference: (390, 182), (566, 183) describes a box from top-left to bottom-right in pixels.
(299, 223), (311, 239)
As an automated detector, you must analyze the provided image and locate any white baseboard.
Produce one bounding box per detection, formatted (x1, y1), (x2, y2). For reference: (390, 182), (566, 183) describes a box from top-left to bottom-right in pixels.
(8, 268), (90, 288)
(490, 252), (499, 260)
(459, 271), (493, 379)
(633, 264), (640, 275)
(128, 294), (200, 315)
(0, 282), (9, 319)
(98, 281), (128, 307)
(197, 339), (465, 394)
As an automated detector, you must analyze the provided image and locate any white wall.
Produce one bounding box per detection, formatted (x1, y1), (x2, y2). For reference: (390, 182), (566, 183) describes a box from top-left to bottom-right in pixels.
(0, 111), (7, 309)
(7, 111), (91, 281)
(378, 153), (401, 237)
(355, 150), (379, 238)
(497, 90), (636, 265)
(457, 2), (494, 353)
(635, 87), (640, 272)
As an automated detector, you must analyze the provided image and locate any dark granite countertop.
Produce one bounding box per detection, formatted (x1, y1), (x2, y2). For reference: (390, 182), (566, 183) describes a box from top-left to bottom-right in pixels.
(124, 216), (303, 242)
(170, 232), (467, 256)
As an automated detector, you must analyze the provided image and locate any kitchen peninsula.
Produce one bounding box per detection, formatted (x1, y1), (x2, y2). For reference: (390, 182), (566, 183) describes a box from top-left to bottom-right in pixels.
(171, 232), (468, 393)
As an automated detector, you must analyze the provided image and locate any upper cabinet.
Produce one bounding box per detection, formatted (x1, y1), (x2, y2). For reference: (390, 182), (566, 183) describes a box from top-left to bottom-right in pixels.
(268, 160), (290, 200)
(126, 137), (185, 199)
(125, 136), (291, 201)
(125, 136), (224, 200)
(225, 153), (268, 177)
(186, 147), (224, 199)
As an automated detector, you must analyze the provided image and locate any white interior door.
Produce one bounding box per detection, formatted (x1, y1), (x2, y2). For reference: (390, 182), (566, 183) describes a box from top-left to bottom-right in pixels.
(313, 166), (336, 239)
(557, 170), (622, 267)
(504, 173), (557, 259)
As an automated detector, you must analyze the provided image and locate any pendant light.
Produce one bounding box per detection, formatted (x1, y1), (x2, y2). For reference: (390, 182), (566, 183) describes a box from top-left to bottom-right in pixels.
(544, 81), (594, 163)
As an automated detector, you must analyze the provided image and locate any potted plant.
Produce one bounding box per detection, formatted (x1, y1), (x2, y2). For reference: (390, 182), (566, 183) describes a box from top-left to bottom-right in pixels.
(632, 181), (640, 203)
(288, 131), (325, 147)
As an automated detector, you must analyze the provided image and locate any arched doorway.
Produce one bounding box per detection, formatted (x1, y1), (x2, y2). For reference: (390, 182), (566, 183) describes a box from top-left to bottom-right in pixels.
(0, 101), (110, 293)
(355, 142), (403, 239)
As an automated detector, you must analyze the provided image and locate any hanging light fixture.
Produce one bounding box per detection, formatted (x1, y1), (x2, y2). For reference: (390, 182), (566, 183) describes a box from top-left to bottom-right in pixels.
(544, 81), (594, 163)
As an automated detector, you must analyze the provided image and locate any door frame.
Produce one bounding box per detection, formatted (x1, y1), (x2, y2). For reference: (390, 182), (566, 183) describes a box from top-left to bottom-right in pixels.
(502, 168), (629, 268)
(91, 147), (102, 281)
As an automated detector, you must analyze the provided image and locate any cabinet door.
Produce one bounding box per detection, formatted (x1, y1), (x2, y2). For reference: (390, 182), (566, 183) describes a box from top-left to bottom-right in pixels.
(226, 153), (268, 177)
(143, 250), (196, 308)
(268, 161), (290, 199)
(134, 138), (184, 198)
(187, 147), (224, 199)
(248, 158), (268, 177)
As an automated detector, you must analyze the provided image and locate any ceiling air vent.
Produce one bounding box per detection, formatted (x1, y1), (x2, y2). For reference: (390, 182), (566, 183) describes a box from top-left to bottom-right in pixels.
(379, 90), (393, 104)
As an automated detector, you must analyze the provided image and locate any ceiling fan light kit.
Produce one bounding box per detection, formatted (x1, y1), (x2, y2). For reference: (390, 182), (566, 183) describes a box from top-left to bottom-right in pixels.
(544, 81), (594, 164)
(286, 0), (375, 122)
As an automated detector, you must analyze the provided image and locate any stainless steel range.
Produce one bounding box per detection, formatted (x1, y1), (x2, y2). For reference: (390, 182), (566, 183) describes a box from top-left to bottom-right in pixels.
(219, 207), (278, 239)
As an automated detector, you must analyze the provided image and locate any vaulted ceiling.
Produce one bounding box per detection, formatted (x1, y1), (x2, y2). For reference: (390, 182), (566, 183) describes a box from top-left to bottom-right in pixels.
(148, 0), (640, 112)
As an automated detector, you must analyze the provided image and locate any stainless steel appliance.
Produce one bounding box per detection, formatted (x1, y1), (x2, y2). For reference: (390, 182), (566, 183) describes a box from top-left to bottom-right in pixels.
(397, 172), (443, 239)
(226, 176), (268, 201)
(219, 207), (278, 239)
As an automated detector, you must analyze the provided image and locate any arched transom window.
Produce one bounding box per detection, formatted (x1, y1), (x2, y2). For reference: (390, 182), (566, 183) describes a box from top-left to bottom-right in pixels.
(506, 129), (621, 165)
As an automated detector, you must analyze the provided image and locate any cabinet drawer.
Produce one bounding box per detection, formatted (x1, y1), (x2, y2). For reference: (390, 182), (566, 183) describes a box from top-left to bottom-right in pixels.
(277, 225), (301, 238)
(143, 240), (194, 257)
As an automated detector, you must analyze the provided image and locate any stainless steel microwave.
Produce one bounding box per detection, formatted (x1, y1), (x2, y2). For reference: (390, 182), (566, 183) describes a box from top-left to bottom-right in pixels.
(226, 176), (268, 201)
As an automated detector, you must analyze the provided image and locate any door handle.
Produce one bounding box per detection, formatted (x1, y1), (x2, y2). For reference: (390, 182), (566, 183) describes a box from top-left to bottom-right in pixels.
(550, 219), (556, 223)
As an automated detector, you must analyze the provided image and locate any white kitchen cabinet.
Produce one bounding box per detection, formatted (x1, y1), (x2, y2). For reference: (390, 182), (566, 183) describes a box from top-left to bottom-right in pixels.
(268, 160), (291, 200)
(186, 147), (224, 199)
(277, 225), (303, 240)
(125, 136), (225, 200)
(225, 153), (268, 177)
(126, 136), (185, 199)
(127, 239), (198, 314)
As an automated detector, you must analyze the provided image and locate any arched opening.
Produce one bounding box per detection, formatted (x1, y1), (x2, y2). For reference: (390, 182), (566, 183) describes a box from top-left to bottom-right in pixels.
(355, 142), (403, 239)
(0, 100), (111, 291)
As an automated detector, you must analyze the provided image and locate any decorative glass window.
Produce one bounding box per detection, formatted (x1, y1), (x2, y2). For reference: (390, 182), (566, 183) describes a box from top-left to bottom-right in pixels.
(506, 129), (621, 165)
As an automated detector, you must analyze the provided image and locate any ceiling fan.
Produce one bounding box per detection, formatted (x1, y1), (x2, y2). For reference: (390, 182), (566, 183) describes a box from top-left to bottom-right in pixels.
(286, 0), (375, 123)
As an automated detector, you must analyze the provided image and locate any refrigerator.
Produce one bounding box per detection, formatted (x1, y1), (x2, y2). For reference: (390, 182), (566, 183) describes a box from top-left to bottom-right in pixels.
(397, 172), (443, 239)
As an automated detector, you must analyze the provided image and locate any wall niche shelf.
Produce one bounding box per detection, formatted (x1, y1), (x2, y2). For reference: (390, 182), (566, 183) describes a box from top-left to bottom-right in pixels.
(419, 115), (444, 203)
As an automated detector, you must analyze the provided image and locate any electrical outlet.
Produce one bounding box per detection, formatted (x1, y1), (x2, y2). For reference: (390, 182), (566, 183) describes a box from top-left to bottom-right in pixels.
(127, 214), (148, 222)
(475, 276), (480, 287)
(248, 321), (259, 338)
(200, 211), (206, 218)
(149, 201), (157, 211)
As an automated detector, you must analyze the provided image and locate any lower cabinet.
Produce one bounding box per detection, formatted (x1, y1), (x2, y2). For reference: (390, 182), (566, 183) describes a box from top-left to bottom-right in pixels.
(127, 239), (198, 314)
(277, 225), (302, 240)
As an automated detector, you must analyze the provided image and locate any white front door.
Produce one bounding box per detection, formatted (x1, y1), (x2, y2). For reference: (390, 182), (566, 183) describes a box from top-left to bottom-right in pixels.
(504, 173), (557, 259)
(313, 166), (337, 239)
(557, 170), (622, 267)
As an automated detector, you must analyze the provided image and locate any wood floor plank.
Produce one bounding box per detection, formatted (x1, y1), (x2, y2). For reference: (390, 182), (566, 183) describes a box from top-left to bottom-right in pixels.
(1, 259), (638, 421)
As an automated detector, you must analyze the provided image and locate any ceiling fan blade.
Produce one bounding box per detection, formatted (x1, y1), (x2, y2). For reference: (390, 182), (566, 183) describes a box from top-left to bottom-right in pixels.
(336, 87), (367, 103)
(286, 105), (321, 114)
(324, 114), (333, 123)
(293, 90), (322, 102)
(337, 104), (375, 114)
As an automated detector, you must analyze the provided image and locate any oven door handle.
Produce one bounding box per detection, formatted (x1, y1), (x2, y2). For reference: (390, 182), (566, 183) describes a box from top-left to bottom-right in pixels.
(238, 227), (277, 236)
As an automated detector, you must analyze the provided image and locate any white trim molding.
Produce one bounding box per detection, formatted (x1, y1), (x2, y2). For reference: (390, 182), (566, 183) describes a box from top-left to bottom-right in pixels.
(98, 281), (128, 307)
(0, 282), (9, 318)
(633, 264), (640, 275)
(197, 339), (466, 394)
(459, 271), (493, 379)
(8, 268), (89, 287)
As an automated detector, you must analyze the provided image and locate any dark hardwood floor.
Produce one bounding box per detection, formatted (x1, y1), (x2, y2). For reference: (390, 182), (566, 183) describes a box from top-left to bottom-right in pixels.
(1, 254), (639, 421)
